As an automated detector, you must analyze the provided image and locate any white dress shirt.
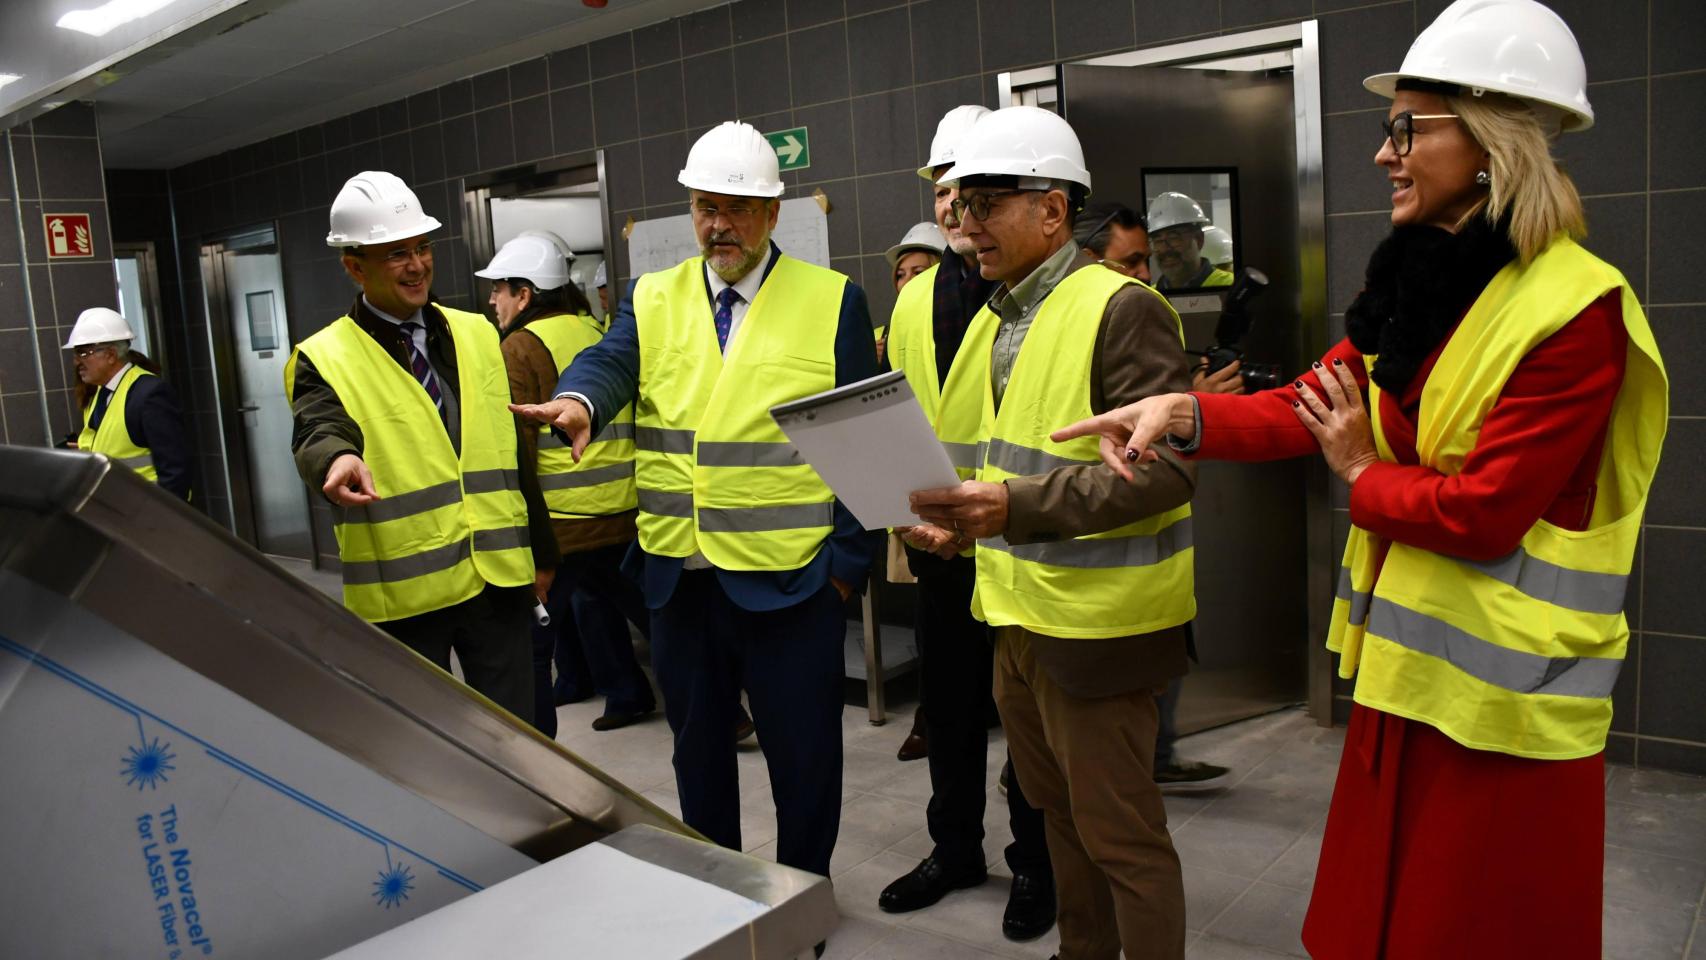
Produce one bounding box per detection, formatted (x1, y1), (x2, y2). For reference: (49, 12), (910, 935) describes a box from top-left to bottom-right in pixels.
(104, 362), (135, 391)
(556, 246), (778, 419)
(363, 296), (427, 355)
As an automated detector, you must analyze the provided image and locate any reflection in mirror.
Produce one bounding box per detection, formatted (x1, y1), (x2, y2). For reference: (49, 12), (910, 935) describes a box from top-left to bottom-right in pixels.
(1142, 168), (1237, 292)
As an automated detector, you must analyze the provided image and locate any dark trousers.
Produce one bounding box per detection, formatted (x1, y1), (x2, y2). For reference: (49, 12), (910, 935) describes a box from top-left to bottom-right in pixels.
(534, 542), (654, 738)
(384, 583), (534, 725)
(1154, 675), (1183, 769)
(650, 569), (845, 877)
(919, 558), (1051, 876)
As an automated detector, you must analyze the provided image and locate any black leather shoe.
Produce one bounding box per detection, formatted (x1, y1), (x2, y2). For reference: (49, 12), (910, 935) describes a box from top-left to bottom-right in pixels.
(590, 707), (655, 732)
(877, 857), (987, 913)
(897, 710), (927, 761)
(1002, 871), (1056, 941)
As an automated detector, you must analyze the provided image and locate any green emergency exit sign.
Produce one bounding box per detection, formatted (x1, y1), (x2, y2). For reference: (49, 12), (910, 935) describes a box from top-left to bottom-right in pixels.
(764, 126), (810, 171)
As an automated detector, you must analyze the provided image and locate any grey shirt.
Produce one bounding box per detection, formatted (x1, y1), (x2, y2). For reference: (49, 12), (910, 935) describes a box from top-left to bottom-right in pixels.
(989, 240), (1081, 409)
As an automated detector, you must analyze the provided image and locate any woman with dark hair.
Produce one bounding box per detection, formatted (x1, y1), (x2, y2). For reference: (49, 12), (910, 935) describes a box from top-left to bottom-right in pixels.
(483, 233), (656, 737)
(1054, 1), (1667, 955)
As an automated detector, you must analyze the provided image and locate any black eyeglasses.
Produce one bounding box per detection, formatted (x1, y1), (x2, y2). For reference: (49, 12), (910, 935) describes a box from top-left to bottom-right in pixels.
(950, 189), (1035, 222)
(1380, 110), (1460, 157)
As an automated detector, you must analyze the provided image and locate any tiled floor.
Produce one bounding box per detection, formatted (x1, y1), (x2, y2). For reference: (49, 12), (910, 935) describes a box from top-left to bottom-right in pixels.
(554, 696), (1706, 960)
(267, 560), (1706, 959)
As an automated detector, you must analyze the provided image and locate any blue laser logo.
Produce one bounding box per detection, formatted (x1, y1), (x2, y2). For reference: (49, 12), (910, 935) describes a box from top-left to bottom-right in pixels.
(121, 737), (176, 790)
(373, 862), (415, 909)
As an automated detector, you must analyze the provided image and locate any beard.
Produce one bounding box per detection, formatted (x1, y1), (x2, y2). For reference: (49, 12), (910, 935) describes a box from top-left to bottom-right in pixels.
(702, 231), (768, 284)
(946, 232), (977, 257)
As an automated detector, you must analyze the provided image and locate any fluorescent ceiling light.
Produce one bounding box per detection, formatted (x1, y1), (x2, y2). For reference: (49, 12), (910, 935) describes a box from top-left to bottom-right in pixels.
(57, 0), (178, 38)
(0, 74), (22, 90)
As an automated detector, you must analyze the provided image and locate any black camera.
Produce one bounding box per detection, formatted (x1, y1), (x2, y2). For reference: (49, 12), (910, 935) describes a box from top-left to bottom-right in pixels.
(1200, 267), (1280, 392)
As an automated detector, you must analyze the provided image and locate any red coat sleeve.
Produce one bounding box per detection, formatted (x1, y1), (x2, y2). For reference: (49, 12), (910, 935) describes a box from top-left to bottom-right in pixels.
(1193, 338), (1367, 461)
(1348, 292), (1627, 561)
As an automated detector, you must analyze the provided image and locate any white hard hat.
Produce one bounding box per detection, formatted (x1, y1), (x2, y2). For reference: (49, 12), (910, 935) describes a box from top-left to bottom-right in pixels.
(1364, 0), (1593, 132)
(63, 307), (133, 348)
(1202, 225), (1234, 265)
(476, 234), (571, 290)
(939, 106), (1092, 194)
(1146, 192), (1211, 233)
(517, 229), (576, 262)
(326, 170), (442, 247)
(918, 104), (990, 181)
(885, 221), (947, 266)
(593, 260), (607, 288)
(678, 121), (784, 198)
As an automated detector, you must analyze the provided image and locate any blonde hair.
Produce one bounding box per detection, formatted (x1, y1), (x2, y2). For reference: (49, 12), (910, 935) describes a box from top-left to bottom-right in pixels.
(1448, 91), (1586, 263)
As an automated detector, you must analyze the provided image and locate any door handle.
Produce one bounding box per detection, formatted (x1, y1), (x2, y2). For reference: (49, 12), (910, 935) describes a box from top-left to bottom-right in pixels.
(238, 404), (260, 413)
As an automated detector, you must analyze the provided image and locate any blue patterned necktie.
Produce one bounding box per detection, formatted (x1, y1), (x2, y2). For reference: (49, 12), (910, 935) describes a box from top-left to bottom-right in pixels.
(713, 286), (741, 353)
(397, 321), (445, 416)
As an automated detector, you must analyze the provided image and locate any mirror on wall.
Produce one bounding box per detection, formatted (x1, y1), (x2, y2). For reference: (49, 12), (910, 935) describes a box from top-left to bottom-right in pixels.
(1141, 167), (1238, 293)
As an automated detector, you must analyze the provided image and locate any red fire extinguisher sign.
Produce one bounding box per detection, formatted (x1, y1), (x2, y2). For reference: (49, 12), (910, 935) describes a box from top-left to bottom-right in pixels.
(43, 212), (94, 259)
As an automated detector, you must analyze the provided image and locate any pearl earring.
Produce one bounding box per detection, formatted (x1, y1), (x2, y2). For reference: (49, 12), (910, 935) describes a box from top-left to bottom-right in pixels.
(1475, 170), (1491, 186)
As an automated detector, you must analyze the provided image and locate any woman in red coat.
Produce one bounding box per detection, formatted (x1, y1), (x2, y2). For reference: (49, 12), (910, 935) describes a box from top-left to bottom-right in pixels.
(1054, 1), (1668, 956)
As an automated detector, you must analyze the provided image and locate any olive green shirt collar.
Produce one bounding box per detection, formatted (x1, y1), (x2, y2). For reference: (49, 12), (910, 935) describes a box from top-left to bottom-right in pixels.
(989, 239), (1081, 324)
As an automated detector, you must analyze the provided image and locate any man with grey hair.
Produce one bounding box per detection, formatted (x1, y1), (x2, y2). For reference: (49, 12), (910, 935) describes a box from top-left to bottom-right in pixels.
(911, 105), (1196, 960)
(511, 121), (878, 888)
(65, 306), (195, 501)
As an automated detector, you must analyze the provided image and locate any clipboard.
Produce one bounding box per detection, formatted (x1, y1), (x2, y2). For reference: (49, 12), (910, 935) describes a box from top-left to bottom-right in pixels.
(770, 371), (961, 531)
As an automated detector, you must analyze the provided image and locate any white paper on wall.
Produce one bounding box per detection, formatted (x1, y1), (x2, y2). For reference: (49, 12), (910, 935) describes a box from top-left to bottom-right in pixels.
(625, 197), (830, 280)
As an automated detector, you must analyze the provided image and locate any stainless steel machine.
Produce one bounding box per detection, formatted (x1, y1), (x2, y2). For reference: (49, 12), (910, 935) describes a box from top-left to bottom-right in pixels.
(0, 446), (836, 959)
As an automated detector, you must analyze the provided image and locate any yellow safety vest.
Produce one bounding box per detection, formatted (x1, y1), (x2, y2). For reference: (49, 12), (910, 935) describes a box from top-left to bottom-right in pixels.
(286, 307), (534, 623)
(630, 255), (845, 570)
(887, 261), (1000, 554)
(523, 312), (638, 520)
(1203, 267), (1234, 287)
(973, 266), (1196, 638)
(1330, 237), (1667, 760)
(79, 364), (159, 483)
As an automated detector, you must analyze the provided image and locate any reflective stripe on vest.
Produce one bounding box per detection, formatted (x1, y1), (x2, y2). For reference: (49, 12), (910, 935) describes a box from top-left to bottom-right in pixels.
(631, 254), (843, 569)
(287, 307), (534, 623)
(972, 266), (1195, 639)
(80, 365), (159, 484)
(525, 312), (639, 519)
(887, 261), (999, 557)
(1329, 237), (1668, 760)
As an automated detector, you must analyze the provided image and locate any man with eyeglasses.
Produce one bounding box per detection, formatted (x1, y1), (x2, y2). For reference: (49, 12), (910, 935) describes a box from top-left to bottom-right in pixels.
(287, 170), (559, 725)
(64, 307), (195, 502)
(879, 103), (1056, 944)
(908, 106), (1197, 959)
(1147, 191), (1234, 291)
(511, 122), (878, 894)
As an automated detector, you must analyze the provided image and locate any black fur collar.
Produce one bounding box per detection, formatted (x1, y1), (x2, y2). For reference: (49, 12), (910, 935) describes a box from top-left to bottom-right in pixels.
(1345, 215), (1516, 395)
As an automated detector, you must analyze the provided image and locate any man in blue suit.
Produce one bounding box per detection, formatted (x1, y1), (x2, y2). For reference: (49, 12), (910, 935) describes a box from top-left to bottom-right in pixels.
(512, 121), (877, 881)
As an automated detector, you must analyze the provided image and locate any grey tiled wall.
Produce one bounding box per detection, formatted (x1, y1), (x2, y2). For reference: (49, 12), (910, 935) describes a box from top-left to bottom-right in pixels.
(1, 103), (117, 448)
(114, 0), (1706, 771)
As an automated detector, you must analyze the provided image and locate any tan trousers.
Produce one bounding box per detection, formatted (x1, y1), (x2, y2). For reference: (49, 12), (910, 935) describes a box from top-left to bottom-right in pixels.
(993, 627), (1187, 960)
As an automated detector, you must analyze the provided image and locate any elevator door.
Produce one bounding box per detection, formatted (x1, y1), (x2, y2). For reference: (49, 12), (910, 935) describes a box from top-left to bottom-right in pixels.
(1063, 62), (1312, 732)
(202, 229), (311, 558)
